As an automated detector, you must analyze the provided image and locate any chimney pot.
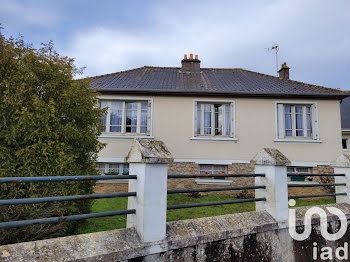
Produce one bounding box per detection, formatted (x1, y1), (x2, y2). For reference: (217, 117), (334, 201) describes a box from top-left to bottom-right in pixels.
(181, 53), (201, 73)
(278, 62), (290, 80)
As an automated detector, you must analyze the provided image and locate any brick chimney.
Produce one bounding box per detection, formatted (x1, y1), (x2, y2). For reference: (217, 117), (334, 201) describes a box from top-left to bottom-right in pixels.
(181, 53), (200, 73)
(278, 62), (290, 80)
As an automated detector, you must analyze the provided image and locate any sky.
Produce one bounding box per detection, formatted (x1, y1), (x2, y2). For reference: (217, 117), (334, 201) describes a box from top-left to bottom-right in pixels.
(0, 0), (349, 90)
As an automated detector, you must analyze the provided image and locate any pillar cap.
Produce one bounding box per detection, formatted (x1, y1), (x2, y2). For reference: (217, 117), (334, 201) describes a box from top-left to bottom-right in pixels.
(252, 148), (290, 166)
(126, 139), (173, 164)
(332, 152), (350, 168)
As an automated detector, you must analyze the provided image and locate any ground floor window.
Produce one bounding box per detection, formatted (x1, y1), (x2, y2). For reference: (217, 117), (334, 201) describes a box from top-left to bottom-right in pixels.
(199, 165), (227, 180)
(97, 163), (129, 175)
(342, 138), (348, 150)
(287, 167), (311, 182)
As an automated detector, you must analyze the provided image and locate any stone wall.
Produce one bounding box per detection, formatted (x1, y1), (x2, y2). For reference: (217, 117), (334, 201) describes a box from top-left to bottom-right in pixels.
(167, 162), (254, 197)
(1, 204), (350, 262)
(94, 163), (336, 198)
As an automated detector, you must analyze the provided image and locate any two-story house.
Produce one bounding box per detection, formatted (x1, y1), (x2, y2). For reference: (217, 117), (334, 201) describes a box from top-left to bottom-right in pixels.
(91, 54), (349, 191)
(341, 96), (350, 151)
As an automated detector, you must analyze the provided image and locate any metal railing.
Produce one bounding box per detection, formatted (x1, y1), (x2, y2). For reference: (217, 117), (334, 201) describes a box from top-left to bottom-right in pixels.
(167, 173), (266, 210)
(287, 173), (346, 200)
(0, 175), (137, 229)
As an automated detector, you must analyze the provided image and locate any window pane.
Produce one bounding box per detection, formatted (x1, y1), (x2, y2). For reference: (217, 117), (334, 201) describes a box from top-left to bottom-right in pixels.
(306, 106), (312, 136)
(203, 104), (212, 135)
(197, 104), (201, 135)
(343, 139), (348, 149)
(287, 167), (294, 173)
(140, 103), (148, 134)
(141, 102), (148, 110)
(225, 105), (231, 135)
(295, 167), (310, 173)
(295, 106), (303, 113)
(97, 164), (106, 174)
(199, 165), (212, 174)
(199, 165), (227, 180)
(100, 101), (108, 132)
(284, 105), (292, 136)
(110, 101), (123, 133)
(295, 106), (303, 136)
(214, 104), (223, 135)
(108, 164), (120, 174)
(122, 164), (129, 175)
(126, 102), (138, 133)
(127, 103), (138, 109)
(284, 105), (291, 113)
(288, 166), (310, 181)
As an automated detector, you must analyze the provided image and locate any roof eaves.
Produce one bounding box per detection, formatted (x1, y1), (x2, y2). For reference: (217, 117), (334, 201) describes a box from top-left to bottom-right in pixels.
(98, 88), (350, 99)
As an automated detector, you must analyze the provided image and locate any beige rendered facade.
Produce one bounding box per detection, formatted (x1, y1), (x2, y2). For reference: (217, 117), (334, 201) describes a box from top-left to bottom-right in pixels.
(97, 94), (343, 165)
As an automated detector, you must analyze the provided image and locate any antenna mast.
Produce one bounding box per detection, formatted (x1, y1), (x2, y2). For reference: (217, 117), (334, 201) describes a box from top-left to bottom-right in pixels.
(266, 44), (279, 76)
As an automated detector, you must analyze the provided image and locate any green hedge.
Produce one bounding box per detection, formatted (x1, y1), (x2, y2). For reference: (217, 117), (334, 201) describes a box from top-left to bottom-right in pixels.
(0, 33), (105, 244)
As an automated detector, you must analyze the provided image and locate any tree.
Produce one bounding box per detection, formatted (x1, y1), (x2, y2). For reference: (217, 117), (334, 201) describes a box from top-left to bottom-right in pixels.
(0, 31), (105, 244)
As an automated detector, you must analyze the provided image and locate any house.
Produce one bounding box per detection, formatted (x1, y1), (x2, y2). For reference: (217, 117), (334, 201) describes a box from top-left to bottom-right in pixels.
(91, 54), (349, 191)
(341, 96), (350, 151)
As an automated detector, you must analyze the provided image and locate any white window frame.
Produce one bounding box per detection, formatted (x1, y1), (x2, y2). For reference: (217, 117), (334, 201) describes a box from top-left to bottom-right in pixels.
(287, 166), (312, 183)
(195, 164), (232, 185)
(275, 101), (321, 143)
(98, 96), (153, 138)
(192, 99), (236, 141)
(97, 163), (129, 176)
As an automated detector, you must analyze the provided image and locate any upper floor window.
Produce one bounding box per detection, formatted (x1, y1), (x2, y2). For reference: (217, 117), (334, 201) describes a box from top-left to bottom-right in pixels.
(276, 102), (319, 140)
(194, 101), (234, 137)
(99, 100), (151, 135)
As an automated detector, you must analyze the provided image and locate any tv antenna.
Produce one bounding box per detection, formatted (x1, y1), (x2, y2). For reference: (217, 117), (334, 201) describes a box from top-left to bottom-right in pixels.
(266, 44), (279, 76)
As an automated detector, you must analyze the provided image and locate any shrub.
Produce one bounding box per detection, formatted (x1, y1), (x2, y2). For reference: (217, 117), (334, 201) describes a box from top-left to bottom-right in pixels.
(0, 32), (105, 244)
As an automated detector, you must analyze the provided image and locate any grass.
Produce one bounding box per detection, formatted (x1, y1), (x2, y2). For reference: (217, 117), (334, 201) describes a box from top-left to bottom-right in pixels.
(75, 194), (336, 235)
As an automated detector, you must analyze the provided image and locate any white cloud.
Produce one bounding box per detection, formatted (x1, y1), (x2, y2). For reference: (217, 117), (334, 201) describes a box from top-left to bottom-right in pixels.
(0, 0), (59, 27)
(63, 0), (350, 89)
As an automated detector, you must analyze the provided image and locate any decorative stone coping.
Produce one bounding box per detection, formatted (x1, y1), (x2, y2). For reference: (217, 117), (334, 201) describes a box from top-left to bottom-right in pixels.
(332, 152), (350, 168)
(126, 139), (173, 164)
(252, 148), (290, 166)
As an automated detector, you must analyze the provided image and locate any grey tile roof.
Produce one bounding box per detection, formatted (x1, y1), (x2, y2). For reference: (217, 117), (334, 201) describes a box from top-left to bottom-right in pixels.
(90, 66), (348, 98)
(341, 96), (350, 129)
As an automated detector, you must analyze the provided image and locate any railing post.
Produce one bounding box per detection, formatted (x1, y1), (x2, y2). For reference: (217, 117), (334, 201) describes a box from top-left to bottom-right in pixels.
(126, 139), (173, 242)
(332, 153), (350, 204)
(253, 148), (290, 223)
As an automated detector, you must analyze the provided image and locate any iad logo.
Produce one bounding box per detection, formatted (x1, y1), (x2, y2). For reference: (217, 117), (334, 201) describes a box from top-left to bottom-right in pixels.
(288, 199), (349, 260)
(288, 199), (347, 241)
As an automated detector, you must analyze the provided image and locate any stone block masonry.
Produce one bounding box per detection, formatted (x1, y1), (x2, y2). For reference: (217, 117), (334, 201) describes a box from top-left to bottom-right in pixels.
(2, 204), (350, 261)
(94, 162), (335, 197)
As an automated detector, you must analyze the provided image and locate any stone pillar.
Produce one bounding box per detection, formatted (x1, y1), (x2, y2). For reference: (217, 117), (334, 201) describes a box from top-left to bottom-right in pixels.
(126, 139), (173, 242)
(332, 153), (350, 204)
(252, 148), (290, 223)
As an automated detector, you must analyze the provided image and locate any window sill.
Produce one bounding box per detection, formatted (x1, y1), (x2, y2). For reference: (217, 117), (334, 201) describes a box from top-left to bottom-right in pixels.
(191, 137), (238, 141)
(274, 139), (322, 144)
(195, 179), (232, 185)
(99, 134), (154, 139)
(288, 181), (318, 185)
